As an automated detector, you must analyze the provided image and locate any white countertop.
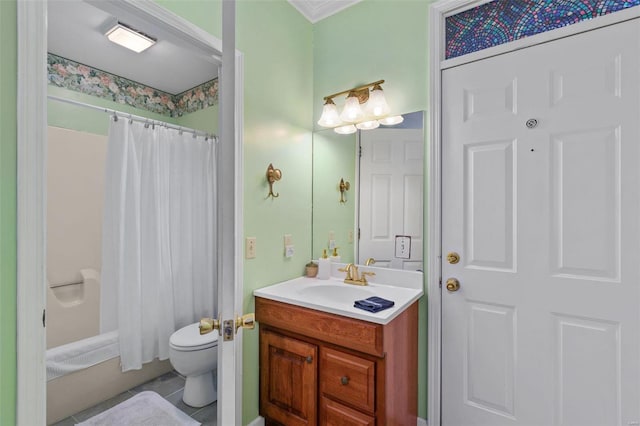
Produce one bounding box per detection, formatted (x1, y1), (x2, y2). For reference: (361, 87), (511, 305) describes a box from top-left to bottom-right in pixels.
(253, 264), (424, 325)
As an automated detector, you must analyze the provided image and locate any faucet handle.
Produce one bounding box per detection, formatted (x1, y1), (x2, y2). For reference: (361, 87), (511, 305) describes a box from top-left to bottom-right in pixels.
(361, 271), (376, 284)
(339, 264), (354, 280)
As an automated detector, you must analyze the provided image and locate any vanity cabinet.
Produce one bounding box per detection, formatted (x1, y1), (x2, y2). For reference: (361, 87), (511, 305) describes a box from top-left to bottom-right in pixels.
(256, 296), (418, 426)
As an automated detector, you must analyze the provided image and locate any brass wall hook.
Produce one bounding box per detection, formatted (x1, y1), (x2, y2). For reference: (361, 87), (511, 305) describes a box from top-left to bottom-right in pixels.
(266, 163), (282, 198)
(339, 178), (350, 203)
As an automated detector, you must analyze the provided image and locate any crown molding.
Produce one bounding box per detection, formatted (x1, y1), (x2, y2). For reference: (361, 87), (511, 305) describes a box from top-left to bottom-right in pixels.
(288, 0), (362, 23)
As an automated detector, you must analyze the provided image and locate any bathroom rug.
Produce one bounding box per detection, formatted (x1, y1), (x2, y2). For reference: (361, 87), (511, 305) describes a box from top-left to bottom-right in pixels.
(75, 391), (200, 426)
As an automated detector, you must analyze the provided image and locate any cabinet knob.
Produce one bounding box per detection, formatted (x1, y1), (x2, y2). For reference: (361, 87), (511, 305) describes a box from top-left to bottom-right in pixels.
(306, 356), (313, 364)
(340, 376), (349, 385)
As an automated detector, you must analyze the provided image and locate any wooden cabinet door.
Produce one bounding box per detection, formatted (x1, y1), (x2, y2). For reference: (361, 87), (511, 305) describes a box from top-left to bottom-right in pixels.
(260, 329), (318, 426)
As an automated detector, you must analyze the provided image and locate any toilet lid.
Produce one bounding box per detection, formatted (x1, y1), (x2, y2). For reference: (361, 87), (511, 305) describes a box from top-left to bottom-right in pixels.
(170, 322), (218, 350)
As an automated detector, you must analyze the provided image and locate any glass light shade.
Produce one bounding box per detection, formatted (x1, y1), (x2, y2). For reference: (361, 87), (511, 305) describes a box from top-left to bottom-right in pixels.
(339, 94), (365, 123)
(106, 24), (156, 53)
(317, 100), (342, 127)
(379, 115), (404, 126)
(356, 120), (380, 130)
(366, 86), (390, 118)
(334, 124), (357, 134)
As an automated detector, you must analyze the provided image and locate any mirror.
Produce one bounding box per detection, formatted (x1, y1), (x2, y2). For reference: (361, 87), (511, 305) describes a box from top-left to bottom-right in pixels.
(312, 111), (424, 270)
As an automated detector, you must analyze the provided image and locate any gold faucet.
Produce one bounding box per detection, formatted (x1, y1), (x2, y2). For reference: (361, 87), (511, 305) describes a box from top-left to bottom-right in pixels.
(338, 263), (375, 286)
(365, 257), (376, 266)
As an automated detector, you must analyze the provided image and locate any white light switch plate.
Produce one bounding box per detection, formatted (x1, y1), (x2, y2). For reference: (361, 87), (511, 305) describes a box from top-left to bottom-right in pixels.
(246, 237), (256, 259)
(395, 235), (411, 259)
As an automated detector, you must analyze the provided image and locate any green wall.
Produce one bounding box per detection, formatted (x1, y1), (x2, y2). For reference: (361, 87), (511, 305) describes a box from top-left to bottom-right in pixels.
(312, 129), (356, 262)
(236, 3), (313, 422)
(0, 1), (17, 424)
(313, 0), (431, 418)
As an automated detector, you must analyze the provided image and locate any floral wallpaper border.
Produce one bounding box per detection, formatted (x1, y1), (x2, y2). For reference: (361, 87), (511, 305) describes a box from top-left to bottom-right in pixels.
(47, 53), (218, 118)
(446, 0), (640, 59)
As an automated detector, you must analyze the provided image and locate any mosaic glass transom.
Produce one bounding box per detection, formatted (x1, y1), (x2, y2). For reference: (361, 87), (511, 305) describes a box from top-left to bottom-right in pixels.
(445, 0), (640, 59)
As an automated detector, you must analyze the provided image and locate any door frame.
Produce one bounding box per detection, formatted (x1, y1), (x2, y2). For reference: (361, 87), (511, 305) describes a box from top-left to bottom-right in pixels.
(16, 1), (244, 424)
(427, 2), (640, 425)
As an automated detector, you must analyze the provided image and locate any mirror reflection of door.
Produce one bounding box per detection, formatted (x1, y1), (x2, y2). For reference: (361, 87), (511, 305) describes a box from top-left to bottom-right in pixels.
(358, 112), (424, 270)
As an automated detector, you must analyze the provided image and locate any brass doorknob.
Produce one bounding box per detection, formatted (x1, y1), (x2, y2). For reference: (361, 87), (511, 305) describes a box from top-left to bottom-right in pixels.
(446, 252), (460, 264)
(446, 278), (460, 292)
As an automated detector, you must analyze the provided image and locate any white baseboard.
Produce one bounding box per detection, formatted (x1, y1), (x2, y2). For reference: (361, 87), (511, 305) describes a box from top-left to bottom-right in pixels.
(246, 416), (265, 426)
(248, 415), (425, 426)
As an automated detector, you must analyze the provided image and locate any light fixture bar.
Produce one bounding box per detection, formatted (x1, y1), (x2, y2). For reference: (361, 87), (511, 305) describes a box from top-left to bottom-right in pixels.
(323, 79), (385, 102)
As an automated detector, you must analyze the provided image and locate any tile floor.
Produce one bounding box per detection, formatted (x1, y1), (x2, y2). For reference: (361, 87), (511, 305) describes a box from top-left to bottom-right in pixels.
(51, 371), (216, 426)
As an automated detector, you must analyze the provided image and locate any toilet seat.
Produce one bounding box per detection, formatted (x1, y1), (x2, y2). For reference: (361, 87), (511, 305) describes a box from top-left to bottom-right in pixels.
(170, 322), (218, 352)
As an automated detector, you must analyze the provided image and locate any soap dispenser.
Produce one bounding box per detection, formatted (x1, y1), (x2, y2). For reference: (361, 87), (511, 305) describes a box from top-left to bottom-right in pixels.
(329, 247), (341, 263)
(317, 249), (330, 280)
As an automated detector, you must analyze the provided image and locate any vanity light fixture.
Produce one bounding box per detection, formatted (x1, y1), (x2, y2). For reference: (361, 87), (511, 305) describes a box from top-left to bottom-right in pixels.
(317, 79), (404, 134)
(105, 22), (156, 53)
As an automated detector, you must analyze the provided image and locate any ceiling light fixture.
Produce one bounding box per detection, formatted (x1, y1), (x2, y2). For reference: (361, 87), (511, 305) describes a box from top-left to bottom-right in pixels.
(317, 79), (404, 134)
(105, 23), (156, 53)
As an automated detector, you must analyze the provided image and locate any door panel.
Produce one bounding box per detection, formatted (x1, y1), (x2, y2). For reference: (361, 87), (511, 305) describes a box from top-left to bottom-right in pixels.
(464, 139), (516, 271)
(442, 18), (640, 426)
(465, 301), (516, 418)
(550, 127), (620, 280)
(359, 128), (424, 270)
(553, 314), (620, 426)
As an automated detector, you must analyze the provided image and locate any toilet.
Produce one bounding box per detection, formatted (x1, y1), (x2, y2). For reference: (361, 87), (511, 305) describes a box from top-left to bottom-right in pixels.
(169, 322), (218, 408)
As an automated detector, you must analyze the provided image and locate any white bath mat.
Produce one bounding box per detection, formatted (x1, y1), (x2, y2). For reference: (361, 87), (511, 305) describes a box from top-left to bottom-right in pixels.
(76, 391), (200, 426)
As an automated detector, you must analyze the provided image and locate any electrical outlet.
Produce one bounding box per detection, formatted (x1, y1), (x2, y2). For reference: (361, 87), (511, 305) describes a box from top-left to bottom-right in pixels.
(348, 230), (354, 243)
(329, 231), (335, 241)
(246, 237), (256, 259)
(328, 239), (336, 250)
(285, 245), (295, 258)
(284, 234), (293, 247)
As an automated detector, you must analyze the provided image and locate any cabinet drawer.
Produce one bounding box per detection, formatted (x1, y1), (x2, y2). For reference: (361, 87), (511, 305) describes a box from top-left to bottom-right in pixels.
(320, 396), (375, 426)
(320, 347), (375, 413)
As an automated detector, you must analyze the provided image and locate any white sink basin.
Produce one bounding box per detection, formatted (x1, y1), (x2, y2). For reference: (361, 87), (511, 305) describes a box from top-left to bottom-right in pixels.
(297, 283), (376, 304)
(254, 269), (424, 325)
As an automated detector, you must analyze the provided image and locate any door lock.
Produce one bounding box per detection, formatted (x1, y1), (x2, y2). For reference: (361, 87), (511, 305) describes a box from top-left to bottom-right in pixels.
(446, 278), (460, 292)
(446, 252), (460, 264)
(235, 313), (255, 333)
(199, 313), (255, 341)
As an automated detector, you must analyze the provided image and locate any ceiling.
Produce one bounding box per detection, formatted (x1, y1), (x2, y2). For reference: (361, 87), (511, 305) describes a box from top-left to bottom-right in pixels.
(47, 0), (220, 95)
(287, 0), (362, 23)
(47, 0), (360, 95)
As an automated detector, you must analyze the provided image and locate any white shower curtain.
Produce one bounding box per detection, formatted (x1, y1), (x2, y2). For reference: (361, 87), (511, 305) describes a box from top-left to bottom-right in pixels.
(100, 118), (216, 372)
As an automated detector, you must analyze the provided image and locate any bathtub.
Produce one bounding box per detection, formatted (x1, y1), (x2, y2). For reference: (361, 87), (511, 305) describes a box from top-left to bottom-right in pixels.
(46, 269), (172, 425)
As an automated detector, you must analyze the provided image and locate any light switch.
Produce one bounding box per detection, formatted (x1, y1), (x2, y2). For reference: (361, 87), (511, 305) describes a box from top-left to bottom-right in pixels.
(394, 235), (411, 259)
(246, 237), (256, 259)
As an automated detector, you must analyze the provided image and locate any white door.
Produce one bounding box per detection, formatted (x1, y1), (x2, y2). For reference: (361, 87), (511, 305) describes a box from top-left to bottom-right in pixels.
(442, 19), (640, 426)
(359, 128), (423, 269)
